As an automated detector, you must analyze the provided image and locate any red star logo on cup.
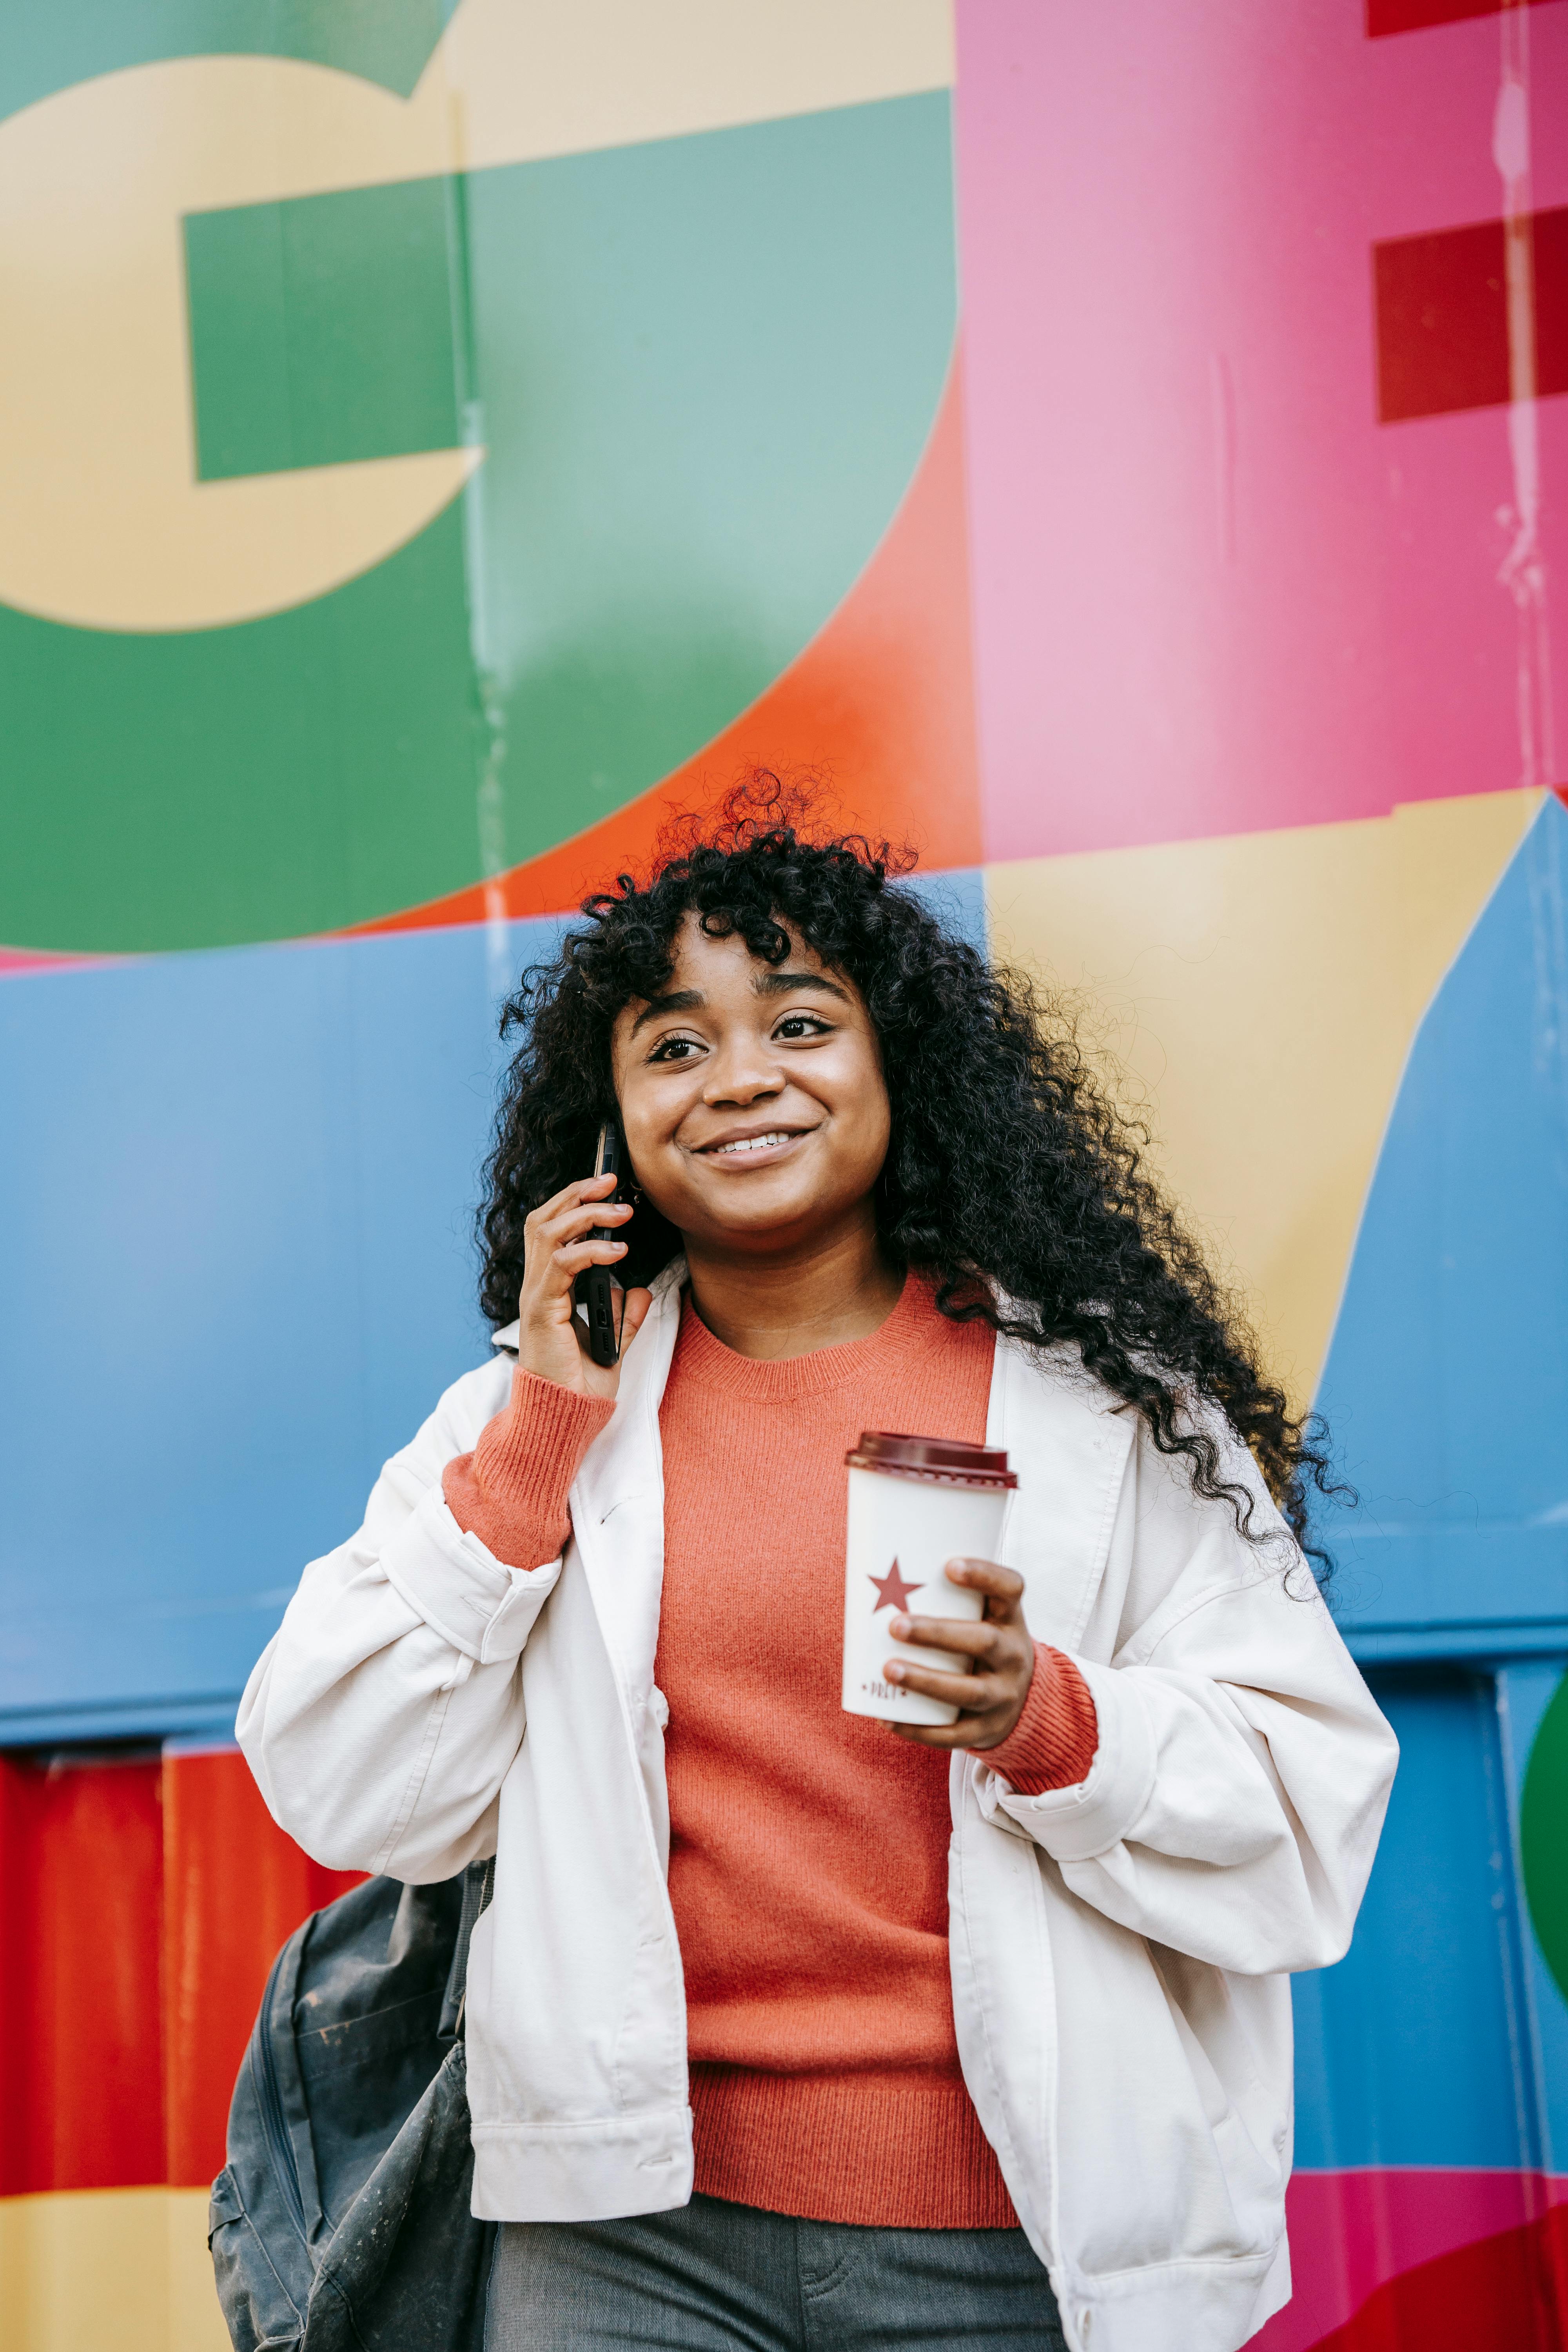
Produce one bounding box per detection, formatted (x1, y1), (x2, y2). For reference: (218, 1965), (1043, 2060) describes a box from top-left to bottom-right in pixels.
(868, 1558), (922, 1614)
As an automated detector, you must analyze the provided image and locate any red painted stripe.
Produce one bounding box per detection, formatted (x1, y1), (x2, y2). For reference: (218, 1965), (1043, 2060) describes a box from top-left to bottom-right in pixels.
(1367, 0), (1559, 35)
(162, 1748), (364, 2189)
(0, 949), (115, 979)
(1257, 2170), (1568, 2348)
(1374, 207), (1568, 423)
(1312, 2202), (1568, 2348)
(0, 1750), (164, 2195)
(0, 1748), (362, 2195)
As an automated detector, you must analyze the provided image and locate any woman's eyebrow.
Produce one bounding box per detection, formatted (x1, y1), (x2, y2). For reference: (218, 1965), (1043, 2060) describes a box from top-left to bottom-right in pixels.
(628, 987), (704, 1037)
(754, 970), (851, 1004)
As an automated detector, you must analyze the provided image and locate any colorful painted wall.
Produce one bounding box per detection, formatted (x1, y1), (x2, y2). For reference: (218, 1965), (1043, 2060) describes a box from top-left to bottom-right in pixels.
(1, 2), (1564, 2345)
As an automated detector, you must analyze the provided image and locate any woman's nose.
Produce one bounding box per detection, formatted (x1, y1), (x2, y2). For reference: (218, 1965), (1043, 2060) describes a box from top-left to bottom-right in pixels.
(702, 1040), (783, 1105)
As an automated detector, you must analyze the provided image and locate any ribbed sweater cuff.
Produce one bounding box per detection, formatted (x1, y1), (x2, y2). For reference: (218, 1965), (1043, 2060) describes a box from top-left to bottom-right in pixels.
(983, 1643), (1099, 1795)
(441, 1368), (613, 1572)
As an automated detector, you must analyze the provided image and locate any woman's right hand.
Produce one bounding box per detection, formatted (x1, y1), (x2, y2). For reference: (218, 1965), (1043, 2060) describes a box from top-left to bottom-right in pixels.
(515, 1173), (653, 1401)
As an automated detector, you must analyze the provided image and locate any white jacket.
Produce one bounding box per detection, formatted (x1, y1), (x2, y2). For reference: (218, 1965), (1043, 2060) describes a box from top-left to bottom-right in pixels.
(238, 1264), (1396, 2352)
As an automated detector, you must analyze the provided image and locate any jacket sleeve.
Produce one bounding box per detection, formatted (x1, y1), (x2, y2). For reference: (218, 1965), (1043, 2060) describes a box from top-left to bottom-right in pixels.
(236, 1361), (567, 1882)
(983, 1414), (1399, 1976)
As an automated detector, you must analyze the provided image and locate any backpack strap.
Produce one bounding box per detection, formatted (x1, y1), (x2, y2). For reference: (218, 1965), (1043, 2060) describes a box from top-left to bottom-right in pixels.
(439, 1855), (496, 2042)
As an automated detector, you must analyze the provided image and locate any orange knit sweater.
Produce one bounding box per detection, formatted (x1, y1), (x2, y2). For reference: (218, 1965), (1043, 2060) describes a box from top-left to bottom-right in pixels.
(442, 1276), (1099, 2228)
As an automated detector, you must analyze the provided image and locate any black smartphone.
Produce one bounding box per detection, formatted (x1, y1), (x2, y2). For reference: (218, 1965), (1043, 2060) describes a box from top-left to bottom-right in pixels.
(573, 1118), (626, 1367)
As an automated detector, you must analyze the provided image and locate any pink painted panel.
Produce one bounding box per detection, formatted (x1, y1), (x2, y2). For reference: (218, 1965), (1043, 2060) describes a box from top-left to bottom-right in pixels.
(954, 0), (1568, 861)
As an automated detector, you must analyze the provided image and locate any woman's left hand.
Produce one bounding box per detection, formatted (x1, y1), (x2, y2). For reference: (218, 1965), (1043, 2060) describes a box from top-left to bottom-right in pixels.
(885, 1560), (1036, 1751)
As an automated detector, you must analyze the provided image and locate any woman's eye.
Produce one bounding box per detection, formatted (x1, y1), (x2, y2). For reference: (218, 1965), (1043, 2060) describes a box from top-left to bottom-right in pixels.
(774, 1014), (830, 1041)
(648, 1035), (703, 1062)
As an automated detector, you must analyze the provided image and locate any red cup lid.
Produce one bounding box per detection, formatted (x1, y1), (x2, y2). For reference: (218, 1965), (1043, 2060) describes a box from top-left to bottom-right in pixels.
(844, 1430), (1017, 1489)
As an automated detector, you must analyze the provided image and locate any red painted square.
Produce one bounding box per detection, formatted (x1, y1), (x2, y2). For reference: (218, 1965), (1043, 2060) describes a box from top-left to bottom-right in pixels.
(0, 1746), (363, 2195)
(162, 1748), (363, 2187)
(0, 1750), (165, 2195)
(1374, 207), (1567, 421)
(1367, 0), (1560, 37)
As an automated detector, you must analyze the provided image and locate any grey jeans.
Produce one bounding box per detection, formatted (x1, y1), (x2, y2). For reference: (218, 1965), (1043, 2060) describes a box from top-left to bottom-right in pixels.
(484, 2192), (1066, 2351)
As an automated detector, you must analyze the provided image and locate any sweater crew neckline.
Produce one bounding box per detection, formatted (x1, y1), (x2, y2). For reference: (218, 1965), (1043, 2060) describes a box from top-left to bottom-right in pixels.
(673, 1271), (960, 1403)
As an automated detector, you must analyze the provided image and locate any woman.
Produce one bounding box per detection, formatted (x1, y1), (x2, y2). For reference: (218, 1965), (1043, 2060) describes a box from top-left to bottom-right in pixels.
(240, 797), (1396, 2352)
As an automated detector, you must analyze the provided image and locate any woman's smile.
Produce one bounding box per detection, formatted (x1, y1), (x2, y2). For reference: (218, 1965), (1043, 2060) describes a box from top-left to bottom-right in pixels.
(693, 1123), (818, 1167)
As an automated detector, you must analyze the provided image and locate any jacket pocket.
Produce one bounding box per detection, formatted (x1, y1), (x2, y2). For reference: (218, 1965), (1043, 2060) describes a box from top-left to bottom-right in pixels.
(1045, 1880), (1289, 2278)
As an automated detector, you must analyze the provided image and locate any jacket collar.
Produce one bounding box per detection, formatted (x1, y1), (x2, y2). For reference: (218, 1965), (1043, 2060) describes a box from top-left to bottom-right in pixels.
(565, 1262), (686, 1714)
(577, 1259), (687, 1517)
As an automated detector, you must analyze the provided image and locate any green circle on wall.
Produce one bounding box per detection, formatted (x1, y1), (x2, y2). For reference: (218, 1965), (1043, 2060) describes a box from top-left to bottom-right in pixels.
(1521, 1670), (1568, 2001)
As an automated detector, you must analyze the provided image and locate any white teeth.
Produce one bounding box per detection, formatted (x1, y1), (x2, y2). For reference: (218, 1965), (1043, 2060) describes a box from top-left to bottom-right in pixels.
(712, 1131), (792, 1156)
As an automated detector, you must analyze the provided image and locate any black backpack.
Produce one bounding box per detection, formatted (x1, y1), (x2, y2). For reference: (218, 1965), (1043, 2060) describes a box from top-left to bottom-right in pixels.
(209, 1860), (497, 2352)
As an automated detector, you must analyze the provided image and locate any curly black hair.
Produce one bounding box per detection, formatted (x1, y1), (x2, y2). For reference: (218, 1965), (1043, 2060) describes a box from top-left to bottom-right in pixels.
(479, 782), (1343, 1573)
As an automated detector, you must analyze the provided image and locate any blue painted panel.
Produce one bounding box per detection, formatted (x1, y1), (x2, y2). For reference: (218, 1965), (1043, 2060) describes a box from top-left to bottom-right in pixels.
(909, 864), (986, 952)
(1316, 798), (1568, 1655)
(0, 915), (558, 1739)
(1293, 1666), (1537, 2170)
(0, 871), (987, 1740)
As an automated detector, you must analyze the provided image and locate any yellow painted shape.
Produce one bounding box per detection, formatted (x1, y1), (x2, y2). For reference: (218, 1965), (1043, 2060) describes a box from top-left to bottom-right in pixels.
(0, 59), (483, 635)
(985, 790), (1542, 1412)
(0, 0), (953, 634)
(0, 2186), (228, 2352)
(429, 0), (955, 174)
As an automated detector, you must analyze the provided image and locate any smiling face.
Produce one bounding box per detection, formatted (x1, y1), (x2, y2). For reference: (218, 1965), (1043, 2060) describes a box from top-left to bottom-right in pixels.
(610, 913), (892, 1261)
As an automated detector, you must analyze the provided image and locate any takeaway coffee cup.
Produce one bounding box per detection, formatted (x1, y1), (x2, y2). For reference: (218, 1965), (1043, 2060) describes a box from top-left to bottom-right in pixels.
(842, 1431), (1018, 1726)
